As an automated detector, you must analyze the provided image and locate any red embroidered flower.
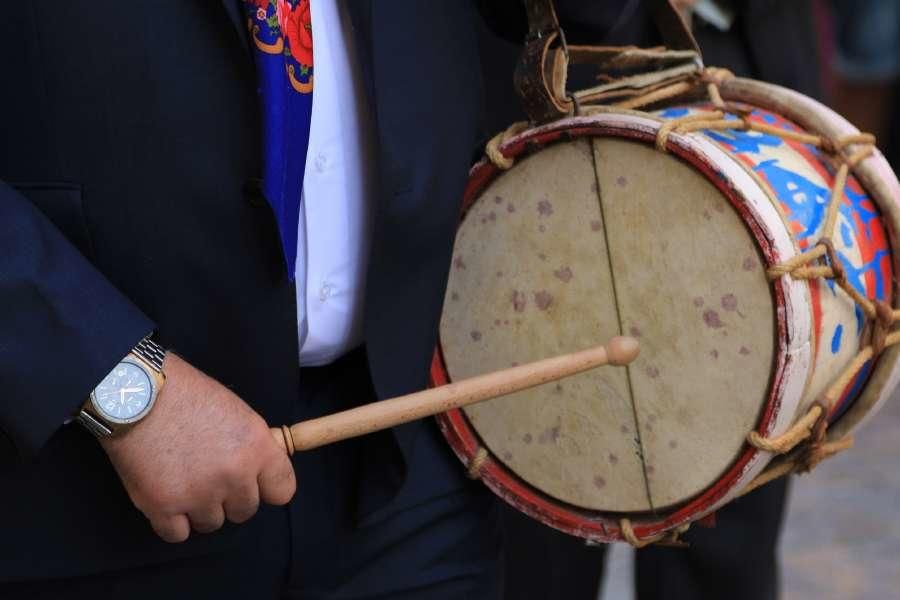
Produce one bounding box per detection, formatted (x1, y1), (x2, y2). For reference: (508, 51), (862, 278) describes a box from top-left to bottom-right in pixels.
(277, 0), (313, 67)
(253, 0), (269, 11)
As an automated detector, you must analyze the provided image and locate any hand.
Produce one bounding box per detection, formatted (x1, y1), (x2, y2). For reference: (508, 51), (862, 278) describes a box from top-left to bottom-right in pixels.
(99, 353), (296, 543)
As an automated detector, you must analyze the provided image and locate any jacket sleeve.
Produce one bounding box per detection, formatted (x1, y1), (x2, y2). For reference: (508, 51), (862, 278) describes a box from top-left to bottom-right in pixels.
(0, 180), (154, 460)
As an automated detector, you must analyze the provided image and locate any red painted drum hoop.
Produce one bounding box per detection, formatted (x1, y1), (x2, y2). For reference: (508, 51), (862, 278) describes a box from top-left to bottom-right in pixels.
(432, 117), (795, 542)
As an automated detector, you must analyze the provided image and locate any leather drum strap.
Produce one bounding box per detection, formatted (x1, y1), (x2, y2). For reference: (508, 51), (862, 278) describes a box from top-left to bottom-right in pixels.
(514, 0), (702, 123)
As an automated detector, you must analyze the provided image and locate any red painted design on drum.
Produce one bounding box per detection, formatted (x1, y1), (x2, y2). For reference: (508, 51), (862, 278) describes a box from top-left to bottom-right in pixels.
(436, 118), (793, 543)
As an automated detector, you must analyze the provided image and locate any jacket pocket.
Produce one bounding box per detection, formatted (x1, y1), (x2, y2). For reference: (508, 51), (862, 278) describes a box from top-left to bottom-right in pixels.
(12, 182), (96, 260)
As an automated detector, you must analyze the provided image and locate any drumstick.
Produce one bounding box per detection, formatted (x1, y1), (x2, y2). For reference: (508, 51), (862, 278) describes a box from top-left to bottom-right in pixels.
(270, 336), (639, 454)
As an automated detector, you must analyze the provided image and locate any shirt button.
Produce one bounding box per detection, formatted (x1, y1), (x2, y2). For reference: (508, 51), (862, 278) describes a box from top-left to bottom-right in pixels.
(314, 152), (328, 173)
(319, 283), (335, 302)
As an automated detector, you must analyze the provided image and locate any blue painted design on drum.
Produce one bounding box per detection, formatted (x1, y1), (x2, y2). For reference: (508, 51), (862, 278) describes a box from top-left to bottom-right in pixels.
(659, 107), (690, 118)
(832, 324), (843, 354)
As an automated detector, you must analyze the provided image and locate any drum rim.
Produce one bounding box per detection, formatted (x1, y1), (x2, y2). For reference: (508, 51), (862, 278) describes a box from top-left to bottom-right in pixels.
(434, 109), (812, 541)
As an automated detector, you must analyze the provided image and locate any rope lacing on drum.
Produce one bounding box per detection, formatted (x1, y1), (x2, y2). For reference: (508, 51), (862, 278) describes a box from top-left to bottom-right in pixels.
(485, 122), (530, 170)
(652, 73), (886, 491)
(466, 446), (489, 479)
(619, 518), (690, 549)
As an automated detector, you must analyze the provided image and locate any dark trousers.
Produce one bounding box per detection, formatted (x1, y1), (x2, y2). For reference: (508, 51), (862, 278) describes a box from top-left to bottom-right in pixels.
(501, 478), (789, 600)
(635, 479), (789, 600)
(4, 349), (503, 600)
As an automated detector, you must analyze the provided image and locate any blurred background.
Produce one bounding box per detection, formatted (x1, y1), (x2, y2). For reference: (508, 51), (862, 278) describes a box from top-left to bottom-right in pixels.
(478, 1), (900, 598)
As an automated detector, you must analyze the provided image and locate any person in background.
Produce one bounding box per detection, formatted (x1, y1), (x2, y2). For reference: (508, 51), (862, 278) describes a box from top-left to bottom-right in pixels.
(825, 0), (900, 167)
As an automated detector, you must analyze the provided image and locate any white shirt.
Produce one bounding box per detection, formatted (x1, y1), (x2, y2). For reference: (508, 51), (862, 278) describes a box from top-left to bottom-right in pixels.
(295, 0), (374, 366)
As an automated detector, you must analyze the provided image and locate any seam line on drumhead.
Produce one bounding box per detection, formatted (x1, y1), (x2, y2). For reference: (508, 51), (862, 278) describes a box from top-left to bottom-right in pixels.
(588, 138), (656, 514)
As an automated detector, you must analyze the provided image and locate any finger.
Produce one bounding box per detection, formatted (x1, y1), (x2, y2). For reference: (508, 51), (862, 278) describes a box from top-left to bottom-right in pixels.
(150, 514), (191, 543)
(187, 503), (226, 534)
(258, 453), (296, 506)
(224, 484), (260, 524)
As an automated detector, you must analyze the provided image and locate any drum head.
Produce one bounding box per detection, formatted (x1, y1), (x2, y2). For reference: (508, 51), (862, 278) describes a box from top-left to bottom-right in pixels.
(440, 134), (775, 511)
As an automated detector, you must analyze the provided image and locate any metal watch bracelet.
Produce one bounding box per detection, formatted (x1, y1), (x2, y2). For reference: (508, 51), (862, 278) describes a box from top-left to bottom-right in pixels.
(131, 336), (166, 372)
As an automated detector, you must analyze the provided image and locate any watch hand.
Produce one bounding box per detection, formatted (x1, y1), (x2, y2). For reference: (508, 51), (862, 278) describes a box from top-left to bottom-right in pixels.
(119, 389), (126, 405)
(121, 387), (145, 393)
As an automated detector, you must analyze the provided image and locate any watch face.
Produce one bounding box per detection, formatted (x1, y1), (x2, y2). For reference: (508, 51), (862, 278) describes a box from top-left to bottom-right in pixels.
(91, 360), (156, 423)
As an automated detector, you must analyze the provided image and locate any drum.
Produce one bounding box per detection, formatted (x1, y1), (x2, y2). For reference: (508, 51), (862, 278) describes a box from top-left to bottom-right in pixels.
(432, 73), (900, 545)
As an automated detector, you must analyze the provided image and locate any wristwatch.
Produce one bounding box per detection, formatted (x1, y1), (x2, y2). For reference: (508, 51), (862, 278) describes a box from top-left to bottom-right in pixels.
(76, 336), (167, 438)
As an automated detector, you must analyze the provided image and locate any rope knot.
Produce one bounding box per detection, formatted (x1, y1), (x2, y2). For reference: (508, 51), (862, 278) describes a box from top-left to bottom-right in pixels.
(819, 137), (838, 155)
(619, 518), (690, 549)
(796, 400), (829, 472)
(871, 300), (895, 356)
(700, 67), (735, 85)
(818, 238), (845, 282)
(485, 121), (530, 170)
(466, 447), (489, 479)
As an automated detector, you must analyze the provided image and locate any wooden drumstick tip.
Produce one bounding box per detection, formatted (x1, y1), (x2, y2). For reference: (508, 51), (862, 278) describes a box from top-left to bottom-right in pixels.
(607, 336), (640, 366)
